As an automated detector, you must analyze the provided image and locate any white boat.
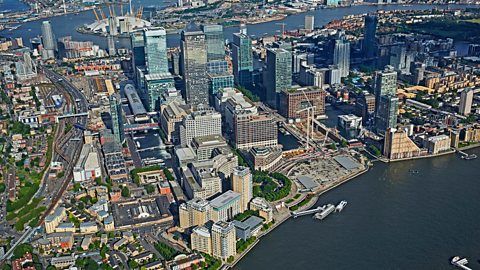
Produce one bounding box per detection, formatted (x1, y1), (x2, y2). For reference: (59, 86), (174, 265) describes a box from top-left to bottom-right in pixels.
(335, 200), (347, 212)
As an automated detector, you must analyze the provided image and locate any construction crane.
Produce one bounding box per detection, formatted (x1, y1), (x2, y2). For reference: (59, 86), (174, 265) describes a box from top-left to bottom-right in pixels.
(99, 8), (106, 20)
(108, 4), (113, 17)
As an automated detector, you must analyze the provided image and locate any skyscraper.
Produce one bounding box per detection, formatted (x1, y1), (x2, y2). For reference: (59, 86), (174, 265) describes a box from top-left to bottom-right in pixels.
(41, 21), (55, 59)
(363, 15), (378, 59)
(374, 65), (397, 111)
(305, 15), (314, 32)
(375, 95), (399, 135)
(109, 93), (125, 144)
(211, 221), (236, 260)
(231, 166), (253, 212)
(333, 33), (350, 78)
(144, 27), (169, 74)
(202, 24), (225, 62)
(264, 48), (292, 108)
(181, 23), (209, 106)
(232, 33), (253, 86)
(107, 35), (116, 56)
(459, 88), (474, 116)
(130, 31), (145, 71)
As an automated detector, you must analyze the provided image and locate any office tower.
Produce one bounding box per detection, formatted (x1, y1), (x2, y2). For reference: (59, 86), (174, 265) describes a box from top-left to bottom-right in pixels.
(459, 88), (474, 116)
(171, 52), (180, 75)
(333, 33), (350, 78)
(211, 221), (236, 260)
(264, 48), (292, 108)
(41, 21), (55, 59)
(363, 14), (378, 58)
(107, 35), (116, 56)
(231, 166), (253, 212)
(232, 33), (253, 86)
(375, 95), (399, 135)
(130, 32), (145, 71)
(278, 87), (326, 120)
(109, 93), (125, 144)
(305, 15), (314, 31)
(144, 27), (169, 74)
(179, 198), (211, 229)
(179, 109), (222, 146)
(181, 23), (209, 106)
(234, 112), (278, 150)
(374, 65), (397, 111)
(145, 73), (176, 112)
(202, 24), (225, 62)
(191, 226), (212, 254)
(208, 73), (234, 96)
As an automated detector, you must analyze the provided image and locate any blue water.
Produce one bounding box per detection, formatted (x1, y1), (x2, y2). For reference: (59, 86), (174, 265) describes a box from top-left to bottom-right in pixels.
(0, 0), (29, 13)
(0, 3), (477, 49)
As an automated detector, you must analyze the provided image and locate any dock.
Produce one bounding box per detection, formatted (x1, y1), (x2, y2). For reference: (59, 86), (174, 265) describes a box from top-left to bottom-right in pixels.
(292, 206), (326, 218)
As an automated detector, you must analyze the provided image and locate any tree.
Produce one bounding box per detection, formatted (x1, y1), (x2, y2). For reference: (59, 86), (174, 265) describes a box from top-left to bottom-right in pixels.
(128, 260), (139, 269)
(145, 184), (155, 194)
(13, 243), (33, 259)
(121, 186), (130, 198)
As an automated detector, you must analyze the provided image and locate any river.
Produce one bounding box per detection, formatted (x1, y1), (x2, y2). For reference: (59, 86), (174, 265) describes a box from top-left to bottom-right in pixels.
(233, 148), (480, 270)
(0, 3), (478, 49)
(0, 0), (28, 13)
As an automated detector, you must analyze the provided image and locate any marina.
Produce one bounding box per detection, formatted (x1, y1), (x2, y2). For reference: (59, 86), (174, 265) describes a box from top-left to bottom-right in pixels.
(292, 201), (347, 219)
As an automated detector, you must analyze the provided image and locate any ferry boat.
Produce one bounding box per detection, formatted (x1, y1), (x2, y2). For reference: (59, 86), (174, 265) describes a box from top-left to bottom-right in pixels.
(335, 200), (347, 212)
(313, 204), (335, 220)
(451, 256), (472, 270)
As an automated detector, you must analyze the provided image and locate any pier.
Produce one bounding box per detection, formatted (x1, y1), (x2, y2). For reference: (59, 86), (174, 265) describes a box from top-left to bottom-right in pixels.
(292, 205), (326, 218)
(457, 150), (477, 160)
(451, 257), (472, 270)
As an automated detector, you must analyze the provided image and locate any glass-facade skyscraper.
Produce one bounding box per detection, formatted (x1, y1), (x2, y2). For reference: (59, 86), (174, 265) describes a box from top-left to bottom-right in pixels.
(375, 95), (399, 135)
(130, 31), (146, 71)
(109, 93), (125, 144)
(181, 22), (209, 106)
(264, 48), (292, 108)
(232, 33), (253, 87)
(374, 65), (397, 111)
(144, 27), (169, 74)
(202, 24), (225, 62)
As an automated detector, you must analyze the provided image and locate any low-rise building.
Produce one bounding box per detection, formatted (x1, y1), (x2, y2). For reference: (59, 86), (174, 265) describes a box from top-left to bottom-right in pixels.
(249, 197), (273, 223)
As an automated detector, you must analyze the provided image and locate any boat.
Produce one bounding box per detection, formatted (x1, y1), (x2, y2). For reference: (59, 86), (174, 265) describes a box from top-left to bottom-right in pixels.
(461, 154), (477, 160)
(313, 204), (335, 220)
(335, 200), (347, 212)
(451, 256), (472, 270)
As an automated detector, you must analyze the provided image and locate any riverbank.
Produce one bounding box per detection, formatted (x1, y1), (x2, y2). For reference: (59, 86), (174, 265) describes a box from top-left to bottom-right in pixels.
(226, 159), (370, 269)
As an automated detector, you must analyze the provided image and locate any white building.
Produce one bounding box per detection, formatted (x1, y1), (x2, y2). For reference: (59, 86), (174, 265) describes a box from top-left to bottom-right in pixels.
(73, 144), (102, 183)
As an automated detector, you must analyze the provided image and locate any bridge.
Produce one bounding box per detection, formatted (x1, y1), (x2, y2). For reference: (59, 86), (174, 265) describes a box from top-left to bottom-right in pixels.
(124, 123), (159, 132)
(55, 112), (88, 122)
(292, 205), (326, 218)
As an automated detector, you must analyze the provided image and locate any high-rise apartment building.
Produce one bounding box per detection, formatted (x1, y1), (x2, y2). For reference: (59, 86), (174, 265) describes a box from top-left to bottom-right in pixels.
(144, 27), (169, 74)
(181, 23), (209, 106)
(211, 221), (237, 260)
(375, 95), (399, 135)
(179, 198), (211, 229)
(333, 33), (350, 78)
(264, 48), (292, 108)
(232, 33), (253, 86)
(231, 166), (253, 212)
(459, 88), (474, 116)
(191, 226), (212, 254)
(374, 65), (397, 111)
(41, 21), (55, 59)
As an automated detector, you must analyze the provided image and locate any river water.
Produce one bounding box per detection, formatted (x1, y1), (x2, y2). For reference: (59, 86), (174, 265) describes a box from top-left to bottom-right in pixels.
(0, 3), (478, 48)
(233, 148), (480, 270)
(0, 0), (28, 13)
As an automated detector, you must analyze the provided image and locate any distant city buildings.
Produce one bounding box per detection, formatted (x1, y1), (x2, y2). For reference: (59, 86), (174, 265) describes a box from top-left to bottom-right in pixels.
(305, 15), (315, 32)
(333, 32), (350, 78)
(363, 14), (377, 59)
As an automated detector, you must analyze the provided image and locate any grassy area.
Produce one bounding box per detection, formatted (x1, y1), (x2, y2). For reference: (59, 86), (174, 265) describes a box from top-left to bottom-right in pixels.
(253, 172), (292, 202)
(289, 194), (314, 211)
(405, 19), (480, 41)
(233, 210), (261, 222)
(154, 242), (178, 261)
(465, 18), (480, 23)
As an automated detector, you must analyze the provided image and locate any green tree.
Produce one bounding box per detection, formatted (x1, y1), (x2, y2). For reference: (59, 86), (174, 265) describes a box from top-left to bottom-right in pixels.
(128, 260), (139, 269)
(121, 186), (130, 197)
